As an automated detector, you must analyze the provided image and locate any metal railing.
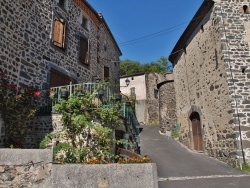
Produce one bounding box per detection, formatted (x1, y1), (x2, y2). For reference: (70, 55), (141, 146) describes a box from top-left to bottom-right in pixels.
(50, 82), (115, 104)
(37, 82), (117, 114)
(122, 102), (140, 136)
(37, 83), (140, 137)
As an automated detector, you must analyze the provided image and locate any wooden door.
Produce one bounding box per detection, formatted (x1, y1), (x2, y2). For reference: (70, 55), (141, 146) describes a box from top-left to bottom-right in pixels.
(192, 118), (203, 151)
(50, 68), (76, 87)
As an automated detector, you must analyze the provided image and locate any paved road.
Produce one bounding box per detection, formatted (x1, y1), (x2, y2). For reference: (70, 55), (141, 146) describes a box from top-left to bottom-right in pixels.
(140, 125), (250, 188)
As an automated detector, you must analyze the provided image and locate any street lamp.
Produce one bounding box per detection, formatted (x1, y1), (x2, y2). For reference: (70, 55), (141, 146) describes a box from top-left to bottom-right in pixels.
(125, 78), (130, 87)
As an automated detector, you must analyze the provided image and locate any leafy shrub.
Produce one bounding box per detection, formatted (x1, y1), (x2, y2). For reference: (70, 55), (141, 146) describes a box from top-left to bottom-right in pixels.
(41, 91), (127, 163)
(0, 68), (41, 147)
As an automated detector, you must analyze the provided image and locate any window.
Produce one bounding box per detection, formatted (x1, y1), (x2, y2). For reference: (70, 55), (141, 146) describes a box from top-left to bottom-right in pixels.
(79, 12), (89, 30)
(200, 24), (204, 33)
(130, 87), (136, 100)
(58, 0), (67, 10)
(58, 0), (65, 7)
(104, 66), (109, 81)
(104, 41), (107, 52)
(82, 15), (88, 29)
(79, 37), (89, 65)
(130, 87), (135, 96)
(243, 5), (248, 13)
(53, 17), (66, 49)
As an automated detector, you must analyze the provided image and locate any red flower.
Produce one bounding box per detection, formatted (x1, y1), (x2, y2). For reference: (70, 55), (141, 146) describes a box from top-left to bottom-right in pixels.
(9, 84), (17, 91)
(33, 91), (41, 97)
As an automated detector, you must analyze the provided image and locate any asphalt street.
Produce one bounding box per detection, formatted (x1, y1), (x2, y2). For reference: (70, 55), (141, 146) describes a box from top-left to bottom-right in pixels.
(140, 125), (250, 188)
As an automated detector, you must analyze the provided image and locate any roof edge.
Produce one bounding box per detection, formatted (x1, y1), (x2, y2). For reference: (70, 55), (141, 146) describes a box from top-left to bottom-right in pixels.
(168, 0), (214, 64)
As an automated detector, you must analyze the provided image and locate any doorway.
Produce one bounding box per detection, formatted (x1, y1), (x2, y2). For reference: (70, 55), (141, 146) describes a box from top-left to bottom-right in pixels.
(189, 112), (203, 151)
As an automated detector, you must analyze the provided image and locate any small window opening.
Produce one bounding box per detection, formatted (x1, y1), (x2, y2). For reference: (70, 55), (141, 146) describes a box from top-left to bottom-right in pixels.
(200, 24), (204, 33)
(183, 45), (187, 54)
(104, 41), (107, 52)
(243, 5), (248, 13)
(59, 0), (65, 8)
(82, 15), (88, 29)
(242, 67), (247, 73)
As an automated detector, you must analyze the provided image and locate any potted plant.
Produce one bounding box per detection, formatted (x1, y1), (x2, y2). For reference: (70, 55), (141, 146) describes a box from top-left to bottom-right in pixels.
(60, 87), (68, 99)
(76, 87), (84, 97)
(50, 89), (57, 99)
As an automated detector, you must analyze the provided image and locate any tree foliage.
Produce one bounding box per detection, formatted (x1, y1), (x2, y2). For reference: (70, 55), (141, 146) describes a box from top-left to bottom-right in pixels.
(120, 56), (172, 76)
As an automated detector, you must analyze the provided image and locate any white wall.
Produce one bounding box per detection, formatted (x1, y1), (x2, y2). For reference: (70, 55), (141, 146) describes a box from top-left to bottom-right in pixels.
(120, 75), (146, 100)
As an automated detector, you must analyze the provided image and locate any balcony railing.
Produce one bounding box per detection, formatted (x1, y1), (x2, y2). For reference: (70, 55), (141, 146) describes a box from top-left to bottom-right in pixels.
(122, 102), (140, 136)
(37, 82), (140, 135)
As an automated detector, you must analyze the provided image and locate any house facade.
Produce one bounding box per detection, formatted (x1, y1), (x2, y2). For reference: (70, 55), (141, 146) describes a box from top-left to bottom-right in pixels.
(120, 72), (176, 129)
(0, 0), (121, 147)
(169, 0), (250, 165)
(0, 0), (121, 88)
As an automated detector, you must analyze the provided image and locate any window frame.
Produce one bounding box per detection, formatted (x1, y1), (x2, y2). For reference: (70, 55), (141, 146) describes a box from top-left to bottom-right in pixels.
(79, 37), (89, 65)
(58, 0), (68, 11)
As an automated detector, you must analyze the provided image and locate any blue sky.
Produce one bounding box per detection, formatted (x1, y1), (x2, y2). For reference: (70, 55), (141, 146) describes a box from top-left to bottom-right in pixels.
(87, 0), (204, 64)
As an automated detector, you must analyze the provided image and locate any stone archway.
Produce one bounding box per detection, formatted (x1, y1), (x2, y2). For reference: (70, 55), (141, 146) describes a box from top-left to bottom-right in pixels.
(189, 111), (203, 151)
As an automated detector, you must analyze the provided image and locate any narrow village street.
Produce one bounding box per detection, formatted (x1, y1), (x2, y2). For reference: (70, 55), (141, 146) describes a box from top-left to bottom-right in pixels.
(140, 125), (250, 188)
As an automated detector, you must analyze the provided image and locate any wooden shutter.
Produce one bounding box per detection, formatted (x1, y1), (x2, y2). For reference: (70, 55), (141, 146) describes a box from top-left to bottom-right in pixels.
(104, 66), (109, 81)
(79, 38), (89, 64)
(53, 17), (66, 49)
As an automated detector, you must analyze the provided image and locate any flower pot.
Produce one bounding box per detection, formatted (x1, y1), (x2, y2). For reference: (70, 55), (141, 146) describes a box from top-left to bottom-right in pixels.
(98, 89), (105, 98)
(77, 90), (84, 97)
(60, 90), (68, 99)
(50, 92), (58, 99)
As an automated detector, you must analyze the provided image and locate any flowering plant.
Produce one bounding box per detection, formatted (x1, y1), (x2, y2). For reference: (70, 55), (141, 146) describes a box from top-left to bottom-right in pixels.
(117, 156), (152, 164)
(0, 68), (41, 148)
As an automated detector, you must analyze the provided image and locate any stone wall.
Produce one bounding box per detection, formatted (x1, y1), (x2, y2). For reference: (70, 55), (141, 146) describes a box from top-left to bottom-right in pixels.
(0, 149), (53, 187)
(173, 6), (236, 164)
(145, 73), (165, 125)
(0, 0), (121, 148)
(214, 0), (250, 164)
(159, 81), (176, 133)
(0, 149), (158, 188)
(0, 0), (120, 87)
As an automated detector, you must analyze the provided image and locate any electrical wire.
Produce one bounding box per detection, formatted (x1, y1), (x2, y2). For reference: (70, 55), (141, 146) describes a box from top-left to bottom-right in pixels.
(118, 12), (209, 47)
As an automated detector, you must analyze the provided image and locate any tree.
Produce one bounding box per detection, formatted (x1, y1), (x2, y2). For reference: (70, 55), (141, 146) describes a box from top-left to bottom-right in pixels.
(120, 56), (172, 76)
(120, 59), (143, 76)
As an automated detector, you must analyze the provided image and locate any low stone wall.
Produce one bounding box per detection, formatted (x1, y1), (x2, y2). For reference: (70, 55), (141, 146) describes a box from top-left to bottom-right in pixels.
(0, 149), (53, 187)
(0, 149), (158, 188)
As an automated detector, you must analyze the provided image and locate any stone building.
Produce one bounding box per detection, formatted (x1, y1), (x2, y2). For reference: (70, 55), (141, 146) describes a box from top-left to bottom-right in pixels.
(169, 0), (250, 165)
(120, 72), (176, 129)
(0, 0), (121, 147)
(157, 73), (176, 134)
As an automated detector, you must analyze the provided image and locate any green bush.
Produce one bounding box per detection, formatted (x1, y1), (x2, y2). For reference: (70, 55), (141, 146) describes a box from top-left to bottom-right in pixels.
(40, 90), (128, 163)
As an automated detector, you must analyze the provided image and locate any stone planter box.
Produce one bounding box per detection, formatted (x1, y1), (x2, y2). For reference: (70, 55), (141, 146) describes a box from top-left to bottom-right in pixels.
(0, 149), (158, 188)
